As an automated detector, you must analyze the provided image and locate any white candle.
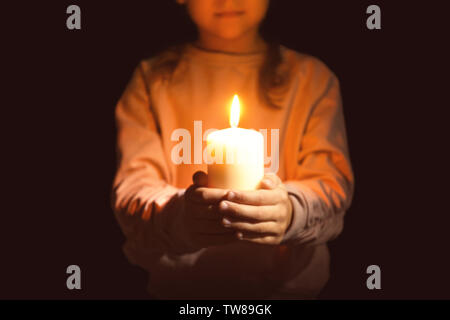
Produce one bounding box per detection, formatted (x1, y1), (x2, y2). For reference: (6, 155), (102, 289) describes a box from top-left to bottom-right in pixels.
(206, 95), (264, 190)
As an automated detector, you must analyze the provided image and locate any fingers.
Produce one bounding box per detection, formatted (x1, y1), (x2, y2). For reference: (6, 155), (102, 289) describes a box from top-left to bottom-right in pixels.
(192, 171), (208, 187)
(225, 188), (284, 206)
(236, 231), (281, 245)
(191, 187), (229, 204)
(189, 202), (222, 220)
(222, 217), (281, 235)
(219, 200), (279, 222)
(186, 172), (288, 248)
(191, 171), (227, 204)
(189, 172), (283, 205)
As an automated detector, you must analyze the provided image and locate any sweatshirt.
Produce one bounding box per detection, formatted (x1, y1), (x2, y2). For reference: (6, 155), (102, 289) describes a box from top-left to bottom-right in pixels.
(111, 43), (354, 299)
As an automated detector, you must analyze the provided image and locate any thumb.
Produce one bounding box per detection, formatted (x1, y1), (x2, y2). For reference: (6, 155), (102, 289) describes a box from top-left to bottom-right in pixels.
(259, 173), (281, 189)
(192, 170), (208, 187)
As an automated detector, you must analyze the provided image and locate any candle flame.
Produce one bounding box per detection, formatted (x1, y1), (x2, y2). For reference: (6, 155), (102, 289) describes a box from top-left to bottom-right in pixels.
(230, 94), (240, 128)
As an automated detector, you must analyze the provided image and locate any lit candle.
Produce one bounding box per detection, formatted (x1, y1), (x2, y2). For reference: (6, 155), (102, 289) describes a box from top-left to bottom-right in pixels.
(206, 95), (264, 190)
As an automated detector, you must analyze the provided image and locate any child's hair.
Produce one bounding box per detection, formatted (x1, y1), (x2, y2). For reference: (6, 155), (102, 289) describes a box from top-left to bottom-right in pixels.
(149, 41), (290, 109)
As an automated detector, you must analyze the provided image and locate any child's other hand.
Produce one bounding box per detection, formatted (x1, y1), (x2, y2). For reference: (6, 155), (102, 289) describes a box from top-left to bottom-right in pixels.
(183, 171), (237, 250)
(219, 173), (294, 245)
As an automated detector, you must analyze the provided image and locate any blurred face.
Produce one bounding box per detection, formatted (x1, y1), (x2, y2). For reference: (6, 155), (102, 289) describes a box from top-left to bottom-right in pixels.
(178, 0), (269, 40)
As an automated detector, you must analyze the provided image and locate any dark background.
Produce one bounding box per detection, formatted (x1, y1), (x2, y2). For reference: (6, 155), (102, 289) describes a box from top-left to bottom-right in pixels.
(2, 1), (448, 299)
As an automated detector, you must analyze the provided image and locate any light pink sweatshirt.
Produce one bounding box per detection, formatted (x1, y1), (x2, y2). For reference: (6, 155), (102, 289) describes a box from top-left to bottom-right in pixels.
(111, 43), (354, 299)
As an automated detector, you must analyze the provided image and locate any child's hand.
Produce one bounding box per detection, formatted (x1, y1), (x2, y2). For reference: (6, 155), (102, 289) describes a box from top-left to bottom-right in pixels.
(219, 173), (293, 245)
(183, 171), (238, 250)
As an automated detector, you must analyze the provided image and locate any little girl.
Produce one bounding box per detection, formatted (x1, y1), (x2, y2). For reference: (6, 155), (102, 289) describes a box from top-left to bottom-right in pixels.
(112, 0), (354, 299)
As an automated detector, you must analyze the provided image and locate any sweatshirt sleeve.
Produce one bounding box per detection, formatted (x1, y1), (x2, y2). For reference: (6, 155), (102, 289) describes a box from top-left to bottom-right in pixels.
(281, 65), (355, 247)
(111, 61), (197, 271)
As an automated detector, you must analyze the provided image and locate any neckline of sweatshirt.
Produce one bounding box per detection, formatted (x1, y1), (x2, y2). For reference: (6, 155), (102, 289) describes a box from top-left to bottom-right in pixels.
(183, 42), (270, 66)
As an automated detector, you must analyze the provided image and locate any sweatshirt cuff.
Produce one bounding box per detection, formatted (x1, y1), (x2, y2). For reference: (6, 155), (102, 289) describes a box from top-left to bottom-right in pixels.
(281, 183), (308, 244)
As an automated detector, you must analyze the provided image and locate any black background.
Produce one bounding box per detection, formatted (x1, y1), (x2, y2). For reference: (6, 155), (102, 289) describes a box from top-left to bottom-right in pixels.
(2, 1), (448, 299)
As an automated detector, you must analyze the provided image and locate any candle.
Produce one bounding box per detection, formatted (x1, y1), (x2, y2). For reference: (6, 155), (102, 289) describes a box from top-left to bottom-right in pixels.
(206, 95), (264, 190)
